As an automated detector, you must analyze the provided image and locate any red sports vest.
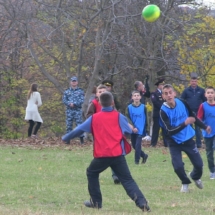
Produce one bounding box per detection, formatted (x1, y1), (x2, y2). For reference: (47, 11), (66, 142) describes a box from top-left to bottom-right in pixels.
(92, 99), (102, 113)
(91, 110), (131, 158)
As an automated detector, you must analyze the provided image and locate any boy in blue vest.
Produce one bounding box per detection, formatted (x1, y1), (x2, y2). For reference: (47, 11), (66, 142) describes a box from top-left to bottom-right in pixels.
(160, 84), (211, 193)
(197, 86), (215, 179)
(86, 84), (121, 184)
(62, 91), (150, 212)
(127, 90), (148, 164)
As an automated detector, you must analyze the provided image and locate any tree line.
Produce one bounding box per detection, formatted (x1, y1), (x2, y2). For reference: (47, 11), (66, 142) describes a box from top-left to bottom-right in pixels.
(0, 0), (214, 138)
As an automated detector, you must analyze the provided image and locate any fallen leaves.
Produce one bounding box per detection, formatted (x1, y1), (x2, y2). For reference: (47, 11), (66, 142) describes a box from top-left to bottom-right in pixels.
(0, 137), (74, 148)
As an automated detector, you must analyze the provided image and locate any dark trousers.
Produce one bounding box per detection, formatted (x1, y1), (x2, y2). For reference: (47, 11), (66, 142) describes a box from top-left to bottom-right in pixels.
(168, 138), (203, 184)
(111, 169), (117, 178)
(151, 117), (167, 147)
(28, 120), (41, 137)
(204, 136), (215, 173)
(131, 134), (146, 163)
(86, 156), (147, 208)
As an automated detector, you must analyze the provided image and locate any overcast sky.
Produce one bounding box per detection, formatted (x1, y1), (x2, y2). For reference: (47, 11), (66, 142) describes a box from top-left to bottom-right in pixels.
(196, 0), (215, 7)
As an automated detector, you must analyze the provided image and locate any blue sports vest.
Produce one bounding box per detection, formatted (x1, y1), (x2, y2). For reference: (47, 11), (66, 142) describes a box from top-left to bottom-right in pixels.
(160, 99), (195, 144)
(201, 102), (215, 138)
(128, 104), (146, 135)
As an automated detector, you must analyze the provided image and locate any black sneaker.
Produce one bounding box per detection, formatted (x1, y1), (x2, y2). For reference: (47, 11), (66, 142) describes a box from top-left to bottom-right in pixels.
(80, 137), (84, 144)
(84, 200), (101, 209)
(142, 154), (148, 164)
(112, 175), (121, 184)
(140, 204), (151, 212)
(65, 140), (70, 144)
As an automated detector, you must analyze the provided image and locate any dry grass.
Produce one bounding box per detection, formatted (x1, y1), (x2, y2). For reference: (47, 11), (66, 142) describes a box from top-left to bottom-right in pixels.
(0, 142), (215, 215)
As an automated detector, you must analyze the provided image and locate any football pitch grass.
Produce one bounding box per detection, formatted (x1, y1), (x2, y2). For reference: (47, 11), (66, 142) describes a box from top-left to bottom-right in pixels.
(0, 143), (215, 215)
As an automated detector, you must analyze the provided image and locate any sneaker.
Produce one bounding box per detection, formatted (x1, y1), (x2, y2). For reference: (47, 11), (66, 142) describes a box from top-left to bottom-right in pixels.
(189, 172), (203, 189)
(31, 135), (37, 139)
(210, 172), (215, 179)
(65, 140), (70, 144)
(140, 204), (151, 212)
(142, 154), (148, 164)
(180, 184), (189, 193)
(80, 137), (84, 144)
(194, 179), (203, 189)
(112, 175), (120, 184)
(84, 200), (101, 209)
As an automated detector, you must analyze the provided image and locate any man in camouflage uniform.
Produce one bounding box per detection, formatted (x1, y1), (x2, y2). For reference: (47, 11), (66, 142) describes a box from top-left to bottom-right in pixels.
(63, 76), (85, 144)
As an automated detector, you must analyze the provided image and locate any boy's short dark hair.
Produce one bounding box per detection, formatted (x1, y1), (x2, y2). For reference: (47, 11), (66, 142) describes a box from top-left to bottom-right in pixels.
(99, 91), (113, 107)
(205, 86), (215, 92)
(131, 90), (140, 95)
(96, 84), (107, 92)
(162, 84), (175, 92)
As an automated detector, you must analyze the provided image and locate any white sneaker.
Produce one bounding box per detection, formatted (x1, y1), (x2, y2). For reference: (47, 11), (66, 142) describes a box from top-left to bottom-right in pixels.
(194, 179), (203, 189)
(31, 135), (37, 139)
(180, 184), (189, 193)
(189, 172), (203, 189)
(210, 172), (215, 179)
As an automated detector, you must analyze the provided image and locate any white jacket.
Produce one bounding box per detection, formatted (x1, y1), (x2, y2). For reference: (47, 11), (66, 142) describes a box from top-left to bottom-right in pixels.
(25, 92), (43, 123)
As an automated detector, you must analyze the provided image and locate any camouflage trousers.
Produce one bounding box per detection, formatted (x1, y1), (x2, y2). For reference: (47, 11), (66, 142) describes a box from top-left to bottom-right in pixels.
(66, 109), (83, 137)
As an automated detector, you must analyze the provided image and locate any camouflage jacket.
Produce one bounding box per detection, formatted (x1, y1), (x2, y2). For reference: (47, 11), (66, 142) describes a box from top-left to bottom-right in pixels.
(62, 87), (84, 110)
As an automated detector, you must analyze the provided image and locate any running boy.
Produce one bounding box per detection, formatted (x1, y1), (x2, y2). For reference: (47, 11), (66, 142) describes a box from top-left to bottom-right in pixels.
(197, 86), (215, 179)
(159, 84), (211, 193)
(127, 90), (148, 164)
(86, 84), (120, 184)
(62, 91), (150, 212)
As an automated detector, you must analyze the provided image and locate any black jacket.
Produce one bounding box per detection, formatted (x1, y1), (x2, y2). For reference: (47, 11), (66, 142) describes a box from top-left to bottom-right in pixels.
(181, 86), (206, 113)
(151, 89), (164, 117)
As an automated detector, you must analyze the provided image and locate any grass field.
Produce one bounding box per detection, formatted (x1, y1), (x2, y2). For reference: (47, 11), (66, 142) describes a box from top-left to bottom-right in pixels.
(0, 142), (215, 215)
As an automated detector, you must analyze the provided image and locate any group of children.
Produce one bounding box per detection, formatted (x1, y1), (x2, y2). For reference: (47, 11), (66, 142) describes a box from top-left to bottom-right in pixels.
(62, 83), (215, 212)
(86, 85), (149, 167)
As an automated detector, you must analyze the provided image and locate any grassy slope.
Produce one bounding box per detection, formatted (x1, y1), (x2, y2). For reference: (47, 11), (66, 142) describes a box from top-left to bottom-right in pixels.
(0, 144), (214, 215)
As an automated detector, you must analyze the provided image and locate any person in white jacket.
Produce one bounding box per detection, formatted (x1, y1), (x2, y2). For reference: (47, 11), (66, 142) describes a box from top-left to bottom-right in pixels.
(25, 83), (43, 138)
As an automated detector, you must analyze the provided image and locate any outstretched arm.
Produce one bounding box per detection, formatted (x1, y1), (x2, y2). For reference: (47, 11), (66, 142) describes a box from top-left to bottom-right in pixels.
(62, 117), (92, 142)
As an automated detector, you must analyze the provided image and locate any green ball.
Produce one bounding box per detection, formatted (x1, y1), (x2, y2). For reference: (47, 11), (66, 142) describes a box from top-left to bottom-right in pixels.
(142, 5), (161, 22)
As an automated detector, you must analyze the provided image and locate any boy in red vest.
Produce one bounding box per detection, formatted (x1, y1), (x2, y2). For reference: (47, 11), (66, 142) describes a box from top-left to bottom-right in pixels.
(86, 84), (120, 184)
(85, 84), (107, 118)
(62, 91), (150, 212)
